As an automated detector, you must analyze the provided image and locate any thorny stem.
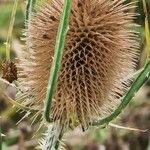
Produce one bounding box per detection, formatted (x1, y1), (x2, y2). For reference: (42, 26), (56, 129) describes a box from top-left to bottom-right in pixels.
(44, 0), (72, 123)
(92, 59), (150, 126)
(6, 0), (18, 60)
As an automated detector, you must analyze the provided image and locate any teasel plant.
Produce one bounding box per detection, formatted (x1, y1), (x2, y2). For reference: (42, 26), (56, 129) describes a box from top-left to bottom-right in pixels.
(0, 0), (150, 150)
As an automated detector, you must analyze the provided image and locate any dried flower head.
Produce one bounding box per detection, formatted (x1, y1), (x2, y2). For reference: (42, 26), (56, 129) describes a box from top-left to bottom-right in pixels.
(2, 60), (18, 83)
(17, 0), (139, 129)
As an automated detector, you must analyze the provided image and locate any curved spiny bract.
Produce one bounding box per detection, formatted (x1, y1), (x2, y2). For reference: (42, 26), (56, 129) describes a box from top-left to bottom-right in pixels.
(17, 0), (139, 130)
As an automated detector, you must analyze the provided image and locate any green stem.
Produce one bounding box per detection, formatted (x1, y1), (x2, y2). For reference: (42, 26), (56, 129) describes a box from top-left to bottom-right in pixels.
(0, 117), (2, 150)
(142, 0), (150, 58)
(26, 0), (36, 27)
(44, 0), (72, 123)
(147, 141), (150, 150)
(92, 59), (150, 126)
(6, 0), (18, 60)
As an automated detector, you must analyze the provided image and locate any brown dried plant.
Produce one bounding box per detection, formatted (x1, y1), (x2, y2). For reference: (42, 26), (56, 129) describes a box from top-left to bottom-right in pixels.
(2, 60), (18, 83)
(17, 0), (139, 131)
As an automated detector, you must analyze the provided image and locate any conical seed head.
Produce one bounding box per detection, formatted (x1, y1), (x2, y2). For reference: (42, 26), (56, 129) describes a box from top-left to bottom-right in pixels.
(17, 0), (139, 129)
(2, 60), (18, 83)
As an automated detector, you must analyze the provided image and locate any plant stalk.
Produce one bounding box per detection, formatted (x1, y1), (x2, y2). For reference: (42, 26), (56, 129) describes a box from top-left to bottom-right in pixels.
(0, 118), (2, 150)
(142, 0), (150, 57)
(44, 0), (72, 123)
(26, 0), (36, 26)
(6, 0), (18, 60)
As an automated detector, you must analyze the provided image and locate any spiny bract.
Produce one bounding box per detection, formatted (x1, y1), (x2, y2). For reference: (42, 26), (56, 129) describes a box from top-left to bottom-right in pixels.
(17, 0), (139, 130)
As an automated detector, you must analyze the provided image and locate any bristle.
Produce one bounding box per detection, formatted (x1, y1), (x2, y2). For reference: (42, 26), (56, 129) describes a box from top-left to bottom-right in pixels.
(17, 0), (139, 130)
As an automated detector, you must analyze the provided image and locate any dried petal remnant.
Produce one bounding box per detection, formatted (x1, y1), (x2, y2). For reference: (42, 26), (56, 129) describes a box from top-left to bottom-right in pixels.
(18, 0), (139, 129)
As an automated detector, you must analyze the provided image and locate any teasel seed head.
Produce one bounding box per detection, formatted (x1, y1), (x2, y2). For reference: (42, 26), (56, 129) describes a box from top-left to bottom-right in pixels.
(1, 60), (18, 83)
(17, 0), (139, 130)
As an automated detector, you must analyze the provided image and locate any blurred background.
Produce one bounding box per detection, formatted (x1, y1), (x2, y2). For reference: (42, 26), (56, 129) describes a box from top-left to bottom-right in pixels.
(0, 0), (150, 150)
